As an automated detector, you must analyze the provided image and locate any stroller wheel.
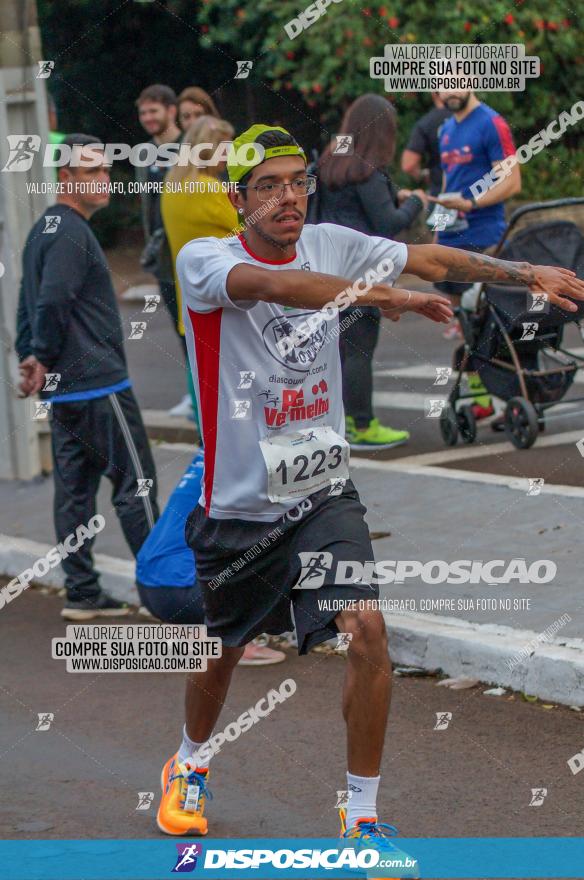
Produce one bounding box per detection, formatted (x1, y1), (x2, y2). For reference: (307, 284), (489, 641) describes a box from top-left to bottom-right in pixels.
(504, 397), (539, 449)
(457, 405), (477, 444)
(440, 404), (459, 446)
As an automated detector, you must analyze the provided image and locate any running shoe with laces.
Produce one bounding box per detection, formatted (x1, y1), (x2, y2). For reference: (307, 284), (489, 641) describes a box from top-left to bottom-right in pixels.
(339, 809), (420, 879)
(168, 394), (194, 419)
(61, 590), (129, 621)
(345, 417), (409, 451)
(157, 753), (211, 836)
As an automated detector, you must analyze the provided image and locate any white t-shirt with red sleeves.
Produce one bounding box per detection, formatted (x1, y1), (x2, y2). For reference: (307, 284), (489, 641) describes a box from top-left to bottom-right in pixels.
(177, 222), (407, 522)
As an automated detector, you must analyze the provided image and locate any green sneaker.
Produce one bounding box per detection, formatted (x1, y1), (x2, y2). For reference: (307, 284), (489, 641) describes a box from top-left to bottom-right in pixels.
(467, 372), (492, 409)
(345, 415), (358, 441)
(346, 417), (409, 451)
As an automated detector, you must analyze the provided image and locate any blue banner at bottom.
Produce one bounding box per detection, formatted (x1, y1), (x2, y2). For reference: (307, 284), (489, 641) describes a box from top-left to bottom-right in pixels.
(2, 838), (584, 879)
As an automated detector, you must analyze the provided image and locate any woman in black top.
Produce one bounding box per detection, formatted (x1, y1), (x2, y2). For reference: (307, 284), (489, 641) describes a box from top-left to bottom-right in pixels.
(314, 94), (428, 450)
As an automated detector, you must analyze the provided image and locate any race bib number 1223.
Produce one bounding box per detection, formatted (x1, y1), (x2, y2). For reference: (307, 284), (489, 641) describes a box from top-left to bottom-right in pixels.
(260, 427), (350, 503)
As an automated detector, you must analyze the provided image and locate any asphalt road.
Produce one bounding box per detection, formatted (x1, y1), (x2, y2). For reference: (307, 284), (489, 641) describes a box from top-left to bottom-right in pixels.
(2, 587), (584, 855)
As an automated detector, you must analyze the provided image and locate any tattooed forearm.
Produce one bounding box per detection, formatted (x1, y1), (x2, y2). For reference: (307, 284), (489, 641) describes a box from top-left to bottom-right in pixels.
(444, 251), (536, 285)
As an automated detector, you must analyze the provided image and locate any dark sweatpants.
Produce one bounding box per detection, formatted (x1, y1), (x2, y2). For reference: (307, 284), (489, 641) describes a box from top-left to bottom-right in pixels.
(339, 306), (381, 429)
(50, 387), (159, 600)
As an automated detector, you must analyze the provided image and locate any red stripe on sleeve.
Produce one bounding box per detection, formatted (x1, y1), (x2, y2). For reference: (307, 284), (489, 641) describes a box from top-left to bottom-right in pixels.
(492, 115), (516, 158)
(187, 307), (222, 516)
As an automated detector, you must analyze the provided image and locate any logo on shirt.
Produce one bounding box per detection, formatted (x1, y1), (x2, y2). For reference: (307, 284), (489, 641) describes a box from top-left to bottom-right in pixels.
(441, 147), (474, 172)
(262, 313), (327, 373)
(263, 380), (329, 428)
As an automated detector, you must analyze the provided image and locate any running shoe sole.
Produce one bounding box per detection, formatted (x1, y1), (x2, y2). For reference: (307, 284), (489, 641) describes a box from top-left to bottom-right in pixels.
(348, 439), (408, 451)
(156, 764), (208, 837)
(60, 607), (130, 621)
(238, 655), (286, 666)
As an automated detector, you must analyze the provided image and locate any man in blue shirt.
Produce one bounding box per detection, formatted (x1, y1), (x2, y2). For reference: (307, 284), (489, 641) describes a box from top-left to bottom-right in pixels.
(431, 89), (520, 286)
(429, 90), (520, 415)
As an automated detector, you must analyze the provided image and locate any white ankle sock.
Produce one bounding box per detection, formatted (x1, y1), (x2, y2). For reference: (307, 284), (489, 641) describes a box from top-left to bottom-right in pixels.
(346, 772), (380, 828)
(178, 725), (211, 768)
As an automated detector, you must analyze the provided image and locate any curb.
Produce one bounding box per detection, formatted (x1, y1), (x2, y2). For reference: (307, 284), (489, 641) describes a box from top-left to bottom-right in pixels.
(36, 409), (200, 447)
(385, 611), (584, 707)
(0, 534), (138, 605)
(2, 534), (583, 706)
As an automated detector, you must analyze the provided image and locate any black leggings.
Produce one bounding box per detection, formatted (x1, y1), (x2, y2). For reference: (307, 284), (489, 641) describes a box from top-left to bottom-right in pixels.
(339, 306), (381, 429)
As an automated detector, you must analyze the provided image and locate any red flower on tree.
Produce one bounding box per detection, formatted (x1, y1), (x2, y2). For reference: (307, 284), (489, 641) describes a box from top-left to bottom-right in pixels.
(547, 20), (559, 30)
(534, 19), (545, 29)
(286, 50), (295, 59)
(388, 16), (399, 27)
(378, 7), (388, 16)
(463, 21), (472, 32)
(504, 14), (514, 24)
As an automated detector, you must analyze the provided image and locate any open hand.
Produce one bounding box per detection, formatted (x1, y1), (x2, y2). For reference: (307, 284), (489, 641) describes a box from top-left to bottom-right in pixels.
(528, 265), (584, 313)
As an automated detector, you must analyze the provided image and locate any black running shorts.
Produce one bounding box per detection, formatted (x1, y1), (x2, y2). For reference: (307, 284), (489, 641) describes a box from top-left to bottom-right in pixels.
(185, 479), (377, 654)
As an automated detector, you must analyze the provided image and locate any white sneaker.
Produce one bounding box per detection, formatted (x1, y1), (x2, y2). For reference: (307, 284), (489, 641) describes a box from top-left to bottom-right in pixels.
(168, 394), (193, 418)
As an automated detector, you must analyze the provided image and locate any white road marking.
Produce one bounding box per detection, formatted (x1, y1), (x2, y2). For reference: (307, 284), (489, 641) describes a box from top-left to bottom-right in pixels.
(376, 361), (584, 385)
(373, 391), (434, 411)
(386, 427), (584, 466)
(350, 427), (584, 497)
(374, 365), (447, 381)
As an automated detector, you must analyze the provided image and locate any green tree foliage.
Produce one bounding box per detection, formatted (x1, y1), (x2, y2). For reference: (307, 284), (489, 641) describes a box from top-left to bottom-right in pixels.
(199, 0), (584, 197)
(36, 0), (583, 217)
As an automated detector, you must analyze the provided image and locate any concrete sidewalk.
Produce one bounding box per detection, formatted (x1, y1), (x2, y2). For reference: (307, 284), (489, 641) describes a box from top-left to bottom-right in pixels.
(1, 444), (583, 706)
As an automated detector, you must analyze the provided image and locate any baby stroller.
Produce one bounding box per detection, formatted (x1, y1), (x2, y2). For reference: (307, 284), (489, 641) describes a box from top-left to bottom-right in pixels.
(439, 198), (584, 450)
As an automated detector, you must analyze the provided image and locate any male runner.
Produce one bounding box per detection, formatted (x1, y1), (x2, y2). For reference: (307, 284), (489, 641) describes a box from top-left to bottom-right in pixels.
(156, 125), (584, 861)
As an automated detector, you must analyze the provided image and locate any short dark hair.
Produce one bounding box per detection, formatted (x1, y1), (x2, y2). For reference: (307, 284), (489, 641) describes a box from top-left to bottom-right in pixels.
(136, 84), (177, 108)
(239, 127), (303, 193)
(59, 133), (102, 169)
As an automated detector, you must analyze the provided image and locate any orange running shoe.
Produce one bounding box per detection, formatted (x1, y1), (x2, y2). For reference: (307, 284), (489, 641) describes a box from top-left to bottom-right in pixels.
(157, 753), (211, 836)
(339, 809), (419, 879)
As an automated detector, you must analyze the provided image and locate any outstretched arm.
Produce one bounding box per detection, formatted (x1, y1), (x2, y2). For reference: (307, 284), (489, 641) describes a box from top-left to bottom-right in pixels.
(404, 244), (584, 311)
(226, 263), (453, 323)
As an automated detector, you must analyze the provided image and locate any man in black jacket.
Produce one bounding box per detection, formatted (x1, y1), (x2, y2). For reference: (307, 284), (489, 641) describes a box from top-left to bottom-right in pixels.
(16, 134), (159, 620)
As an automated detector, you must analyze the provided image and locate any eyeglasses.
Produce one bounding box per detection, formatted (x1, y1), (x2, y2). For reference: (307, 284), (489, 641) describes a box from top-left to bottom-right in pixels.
(238, 175), (317, 202)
